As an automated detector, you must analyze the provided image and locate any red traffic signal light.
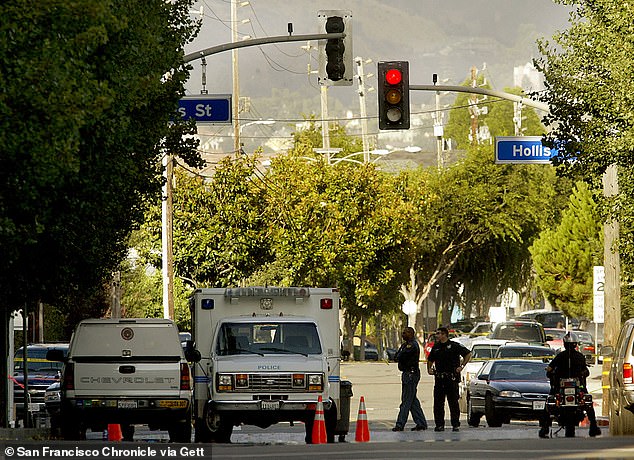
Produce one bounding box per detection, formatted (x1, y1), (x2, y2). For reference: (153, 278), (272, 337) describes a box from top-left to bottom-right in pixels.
(378, 61), (410, 130)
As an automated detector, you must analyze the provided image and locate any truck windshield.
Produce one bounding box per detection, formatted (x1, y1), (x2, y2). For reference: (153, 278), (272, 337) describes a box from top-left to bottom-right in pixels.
(216, 322), (322, 356)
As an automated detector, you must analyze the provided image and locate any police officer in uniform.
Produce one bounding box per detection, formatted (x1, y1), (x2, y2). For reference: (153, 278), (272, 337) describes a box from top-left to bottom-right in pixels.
(392, 326), (428, 431)
(538, 331), (601, 438)
(426, 326), (471, 432)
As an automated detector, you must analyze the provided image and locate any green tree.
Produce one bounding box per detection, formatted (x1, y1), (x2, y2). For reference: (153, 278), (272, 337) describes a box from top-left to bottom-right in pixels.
(535, 0), (634, 323)
(120, 262), (192, 332)
(530, 182), (603, 319)
(0, 1), (200, 425)
(402, 145), (563, 325)
(134, 156), (272, 288)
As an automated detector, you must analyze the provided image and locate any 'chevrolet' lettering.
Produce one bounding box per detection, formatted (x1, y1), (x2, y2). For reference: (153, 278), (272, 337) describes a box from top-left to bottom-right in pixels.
(80, 377), (175, 384)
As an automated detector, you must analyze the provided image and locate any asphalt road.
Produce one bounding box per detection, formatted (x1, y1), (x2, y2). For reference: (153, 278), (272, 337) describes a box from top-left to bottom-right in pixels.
(85, 360), (605, 443)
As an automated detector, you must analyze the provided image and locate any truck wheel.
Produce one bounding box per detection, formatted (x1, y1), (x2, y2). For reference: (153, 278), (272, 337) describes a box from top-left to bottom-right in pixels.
(564, 423), (576, 437)
(194, 417), (212, 443)
(202, 402), (232, 443)
(60, 420), (84, 440)
(121, 424), (135, 442)
(168, 419), (192, 443)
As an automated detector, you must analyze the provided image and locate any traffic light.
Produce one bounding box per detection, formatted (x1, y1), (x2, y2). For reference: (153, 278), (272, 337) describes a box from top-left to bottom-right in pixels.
(378, 61), (410, 130)
(318, 10), (353, 86)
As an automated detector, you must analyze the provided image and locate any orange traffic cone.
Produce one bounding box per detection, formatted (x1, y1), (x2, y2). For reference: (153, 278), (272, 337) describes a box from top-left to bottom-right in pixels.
(580, 416), (589, 427)
(355, 396), (370, 442)
(311, 396), (327, 444)
(107, 424), (122, 441)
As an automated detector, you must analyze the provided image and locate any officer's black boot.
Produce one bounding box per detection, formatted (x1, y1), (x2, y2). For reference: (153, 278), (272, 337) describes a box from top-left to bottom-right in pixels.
(538, 426), (549, 438)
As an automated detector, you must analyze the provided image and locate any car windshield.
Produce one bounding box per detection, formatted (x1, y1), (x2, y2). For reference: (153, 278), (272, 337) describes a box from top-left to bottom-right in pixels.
(14, 347), (66, 373)
(216, 322), (322, 356)
(576, 332), (593, 342)
(496, 347), (555, 359)
(490, 362), (549, 381)
(493, 323), (543, 342)
(545, 329), (567, 339)
(471, 344), (501, 360)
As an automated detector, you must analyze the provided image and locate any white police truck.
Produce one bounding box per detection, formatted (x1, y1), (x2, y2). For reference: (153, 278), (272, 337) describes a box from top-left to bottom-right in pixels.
(188, 287), (350, 443)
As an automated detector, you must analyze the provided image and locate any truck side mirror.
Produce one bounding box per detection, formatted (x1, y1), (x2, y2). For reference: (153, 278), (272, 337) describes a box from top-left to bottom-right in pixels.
(184, 340), (201, 363)
(46, 349), (66, 362)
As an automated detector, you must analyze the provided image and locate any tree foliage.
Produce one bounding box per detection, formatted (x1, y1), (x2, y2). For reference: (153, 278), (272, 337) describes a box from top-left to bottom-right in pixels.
(0, 0), (200, 314)
(530, 182), (603, 318)
(535, 0), (634, 322)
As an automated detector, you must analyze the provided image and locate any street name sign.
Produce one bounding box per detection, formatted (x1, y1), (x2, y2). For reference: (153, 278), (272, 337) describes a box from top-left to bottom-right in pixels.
(495, 136), (556, 164)
(178, 95), (232, 124)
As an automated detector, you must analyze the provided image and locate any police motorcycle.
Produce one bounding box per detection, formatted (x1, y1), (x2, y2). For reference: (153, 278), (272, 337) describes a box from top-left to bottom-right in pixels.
(544, 334), (594, 438)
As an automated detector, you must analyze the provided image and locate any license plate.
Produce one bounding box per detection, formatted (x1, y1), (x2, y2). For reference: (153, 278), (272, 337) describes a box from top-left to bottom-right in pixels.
(117, 400), (138, 409)
(27, 403), (42, 412)
(533, 400), (546, 410)
(157, 400), (187, 408)
(261, 401), (279, 410)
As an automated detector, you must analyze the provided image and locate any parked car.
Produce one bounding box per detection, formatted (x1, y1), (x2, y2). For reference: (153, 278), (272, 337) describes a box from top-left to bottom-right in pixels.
(544, 328), (567, 351)
(518, 309), (580, 329)
(458, 339), (509, 413)
(494, 344), (556, 362)
(467, 359), (550, 427)
(12, 343), (68, 424)
(489, 320), (547, 345)
(342, 337), (379, 361)
(602, 319), (634, 434)
(469, 322), (493, 337)
(575, 331), (596, 365)
(423, 330), (460, 360)
(44, 382), (61, 435)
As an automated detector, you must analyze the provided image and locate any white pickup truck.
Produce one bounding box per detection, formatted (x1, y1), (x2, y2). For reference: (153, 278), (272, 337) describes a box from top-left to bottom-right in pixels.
(47, 318), (193, 441)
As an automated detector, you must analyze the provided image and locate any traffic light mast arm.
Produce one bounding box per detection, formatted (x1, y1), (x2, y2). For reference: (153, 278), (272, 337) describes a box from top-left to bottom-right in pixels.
(184, 33), (345, 63)
(411, 84), (549, 113)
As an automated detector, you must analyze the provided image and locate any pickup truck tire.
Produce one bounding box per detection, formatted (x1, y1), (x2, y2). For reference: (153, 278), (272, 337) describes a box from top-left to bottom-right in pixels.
(60, 418), (84, 441)
(168, 413), (192, 443)
(121, 424), (135, 442)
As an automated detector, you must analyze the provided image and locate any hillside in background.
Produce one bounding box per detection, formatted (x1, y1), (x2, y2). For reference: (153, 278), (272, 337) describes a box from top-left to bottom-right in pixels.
(185, 0), (571, 154)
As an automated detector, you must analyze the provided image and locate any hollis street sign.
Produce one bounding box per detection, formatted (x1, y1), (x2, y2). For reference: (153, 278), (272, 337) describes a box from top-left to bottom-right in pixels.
(178, 95), (232, 124)
(495, 136), (557, 164)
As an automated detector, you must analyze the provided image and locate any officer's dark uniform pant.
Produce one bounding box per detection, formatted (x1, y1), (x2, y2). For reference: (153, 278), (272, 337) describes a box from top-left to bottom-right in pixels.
(433, 375), (460, 428)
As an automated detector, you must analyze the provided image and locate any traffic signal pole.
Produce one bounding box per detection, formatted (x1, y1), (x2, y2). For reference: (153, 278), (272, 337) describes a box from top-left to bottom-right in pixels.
(410, 84), (549, 112)
(183, 33), (346, 64)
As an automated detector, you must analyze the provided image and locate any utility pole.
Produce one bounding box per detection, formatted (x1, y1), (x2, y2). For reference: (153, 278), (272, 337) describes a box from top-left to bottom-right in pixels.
(602, 163), (620, 415)
(111, 271), (121, 319)
(355, 57), (370, 161)
(231, 0), (241, 154)
(469, 66), (479, 145)
(432, 74), (444, 169)
(321, 86), (331, 163)
(161, 153), (174, 320)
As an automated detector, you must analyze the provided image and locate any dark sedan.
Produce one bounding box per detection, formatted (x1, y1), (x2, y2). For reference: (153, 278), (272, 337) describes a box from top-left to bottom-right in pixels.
(467, 359), (550, 427)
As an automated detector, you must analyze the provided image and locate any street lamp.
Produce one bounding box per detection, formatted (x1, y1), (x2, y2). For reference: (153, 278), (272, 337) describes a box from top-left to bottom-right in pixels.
(238, 119), (275, 155)
(238, 119), (275, 135)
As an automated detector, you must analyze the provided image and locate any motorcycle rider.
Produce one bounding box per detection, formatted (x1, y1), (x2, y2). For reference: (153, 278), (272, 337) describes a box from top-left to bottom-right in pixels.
(538, 331), (601, 438)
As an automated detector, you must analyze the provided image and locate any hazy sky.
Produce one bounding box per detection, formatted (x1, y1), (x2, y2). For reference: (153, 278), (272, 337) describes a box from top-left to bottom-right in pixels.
(184, 0), (572, 99)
